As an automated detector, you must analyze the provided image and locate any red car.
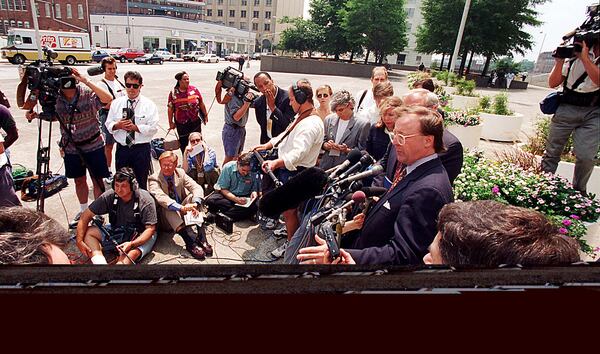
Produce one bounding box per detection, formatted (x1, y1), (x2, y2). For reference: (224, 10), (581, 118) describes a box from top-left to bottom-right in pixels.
(112, 48), (146, 63)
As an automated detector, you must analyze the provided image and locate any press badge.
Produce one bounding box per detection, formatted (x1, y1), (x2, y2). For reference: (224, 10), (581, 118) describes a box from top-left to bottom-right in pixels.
(384, 201), (391, 210)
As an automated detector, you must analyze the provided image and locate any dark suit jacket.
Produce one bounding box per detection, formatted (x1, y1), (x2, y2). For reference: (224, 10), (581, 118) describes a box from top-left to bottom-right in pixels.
(365, 125), (391, 162)
(349, 157), (454, 265)
(252, 86), (296, 144)
(374, 129), (464, 188)
(319, 114), (371, 171)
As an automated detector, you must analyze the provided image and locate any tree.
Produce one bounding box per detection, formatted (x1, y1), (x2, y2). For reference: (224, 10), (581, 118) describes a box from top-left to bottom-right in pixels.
(518, 59), (535, 72)
(491, 57), (522, 73)
(343, 0), (408, 64)
(309, 0), (351, 61)
(279, 17), (326, 58)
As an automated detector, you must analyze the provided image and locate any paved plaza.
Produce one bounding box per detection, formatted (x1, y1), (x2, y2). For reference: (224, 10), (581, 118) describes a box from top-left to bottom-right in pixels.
(0, 58), (597, 264)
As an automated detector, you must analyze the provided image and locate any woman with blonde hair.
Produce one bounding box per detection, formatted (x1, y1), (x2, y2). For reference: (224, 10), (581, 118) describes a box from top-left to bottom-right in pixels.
(315, 84), (333, 120)
(365, 96), (403, 161)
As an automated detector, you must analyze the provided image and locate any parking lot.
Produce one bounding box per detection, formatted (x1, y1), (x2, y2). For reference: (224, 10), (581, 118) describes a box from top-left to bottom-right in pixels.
(2, 58), (596, 264)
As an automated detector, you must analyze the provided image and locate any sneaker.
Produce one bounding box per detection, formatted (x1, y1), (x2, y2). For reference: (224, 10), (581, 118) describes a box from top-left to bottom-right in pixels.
(273, 227), (287, 239)
(68, 211), (82, 229)
(271, 240), (288, 259)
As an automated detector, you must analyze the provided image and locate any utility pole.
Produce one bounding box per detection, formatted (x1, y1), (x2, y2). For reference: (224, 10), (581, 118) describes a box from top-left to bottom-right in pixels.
(449, 0), (471, 74)
(126, 0), (131, 48)
(29, 0), (43, 59)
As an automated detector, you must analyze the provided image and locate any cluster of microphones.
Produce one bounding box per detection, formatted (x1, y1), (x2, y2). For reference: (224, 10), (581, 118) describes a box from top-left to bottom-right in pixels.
(258, 149), (386, 262)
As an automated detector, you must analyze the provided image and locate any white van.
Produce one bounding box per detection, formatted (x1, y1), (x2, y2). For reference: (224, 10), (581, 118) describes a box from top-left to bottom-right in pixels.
(1, 28), (92, 65)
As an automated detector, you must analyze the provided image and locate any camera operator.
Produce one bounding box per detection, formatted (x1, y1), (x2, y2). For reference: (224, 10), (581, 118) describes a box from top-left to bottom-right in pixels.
(215, 76), (251, 165)
(542, 40), (600, 194)
(251, 71), (295, 145)
(24, 67), (113, 226)
(105, 71), (159, 190)
(97, 57), (126, 173)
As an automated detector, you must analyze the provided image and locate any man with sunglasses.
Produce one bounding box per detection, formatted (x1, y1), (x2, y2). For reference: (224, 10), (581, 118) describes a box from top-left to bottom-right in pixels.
(106, 71), (159, 190)
(297, 106), (453, 265)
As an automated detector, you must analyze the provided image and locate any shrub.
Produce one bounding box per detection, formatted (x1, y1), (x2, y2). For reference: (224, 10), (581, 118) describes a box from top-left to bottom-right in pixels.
(435, 85), (452, 107)
(454, 78), (477, 97)
(478, 92), (513, 115)
(443, 107), (481, 127)
(478, 95), (491, 111)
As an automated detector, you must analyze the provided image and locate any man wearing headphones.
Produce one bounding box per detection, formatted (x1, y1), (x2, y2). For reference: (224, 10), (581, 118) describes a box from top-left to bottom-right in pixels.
(76, 167), (158, 264)
(253, 79), (325, 259)
(97, 56), (126, 172)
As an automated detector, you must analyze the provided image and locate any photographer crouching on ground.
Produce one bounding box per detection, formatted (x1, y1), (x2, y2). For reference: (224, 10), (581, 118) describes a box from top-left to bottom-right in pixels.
(542, 6), (600, 194)
(22, 67), (113, 227)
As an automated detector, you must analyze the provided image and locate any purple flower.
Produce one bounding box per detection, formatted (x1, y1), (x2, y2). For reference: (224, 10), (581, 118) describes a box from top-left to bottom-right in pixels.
(558, 228), (568, 234)
(492, 185), (500, 195)
(562, 219), (572, 226)
(570, 214), (580, 220)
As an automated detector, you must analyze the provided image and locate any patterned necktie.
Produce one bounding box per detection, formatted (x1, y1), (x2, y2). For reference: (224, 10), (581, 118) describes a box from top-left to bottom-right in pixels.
(389, 164), (407, 191)
(125, 99), (136, 147)
(167, 176), (179, 203)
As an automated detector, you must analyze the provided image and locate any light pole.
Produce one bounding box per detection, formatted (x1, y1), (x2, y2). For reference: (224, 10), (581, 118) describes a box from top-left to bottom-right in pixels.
(247, 17), (257, 68)
(126, 0), (131, 48)
(537, 31), (547, 62)
(449, 0), (471, 74)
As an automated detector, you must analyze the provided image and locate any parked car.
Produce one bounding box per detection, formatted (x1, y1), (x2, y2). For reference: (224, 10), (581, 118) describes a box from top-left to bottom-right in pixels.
(197, 53), (219, 63)
(153, 50), (176, 61)
(226, 53), (242, 62)
(251, 52), (261, 60)
(183, 51), (203, 61)
(112, 48), (145, 63)
(92, 49), (110, 63)
(134, 53), (163, 65)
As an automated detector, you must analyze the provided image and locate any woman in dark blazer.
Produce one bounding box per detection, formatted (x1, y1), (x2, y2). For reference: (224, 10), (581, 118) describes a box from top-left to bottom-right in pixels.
(365, 96), (403, 161)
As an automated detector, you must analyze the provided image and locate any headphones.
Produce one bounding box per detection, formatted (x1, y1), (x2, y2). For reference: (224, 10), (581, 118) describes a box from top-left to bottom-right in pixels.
(112, 170), (138, 191)
(292, 83), (308, 105)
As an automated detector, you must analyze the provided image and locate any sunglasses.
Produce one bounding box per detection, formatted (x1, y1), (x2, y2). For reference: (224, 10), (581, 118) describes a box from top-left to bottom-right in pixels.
(125, 83), (141, 89)
(317, 93), (330, 98)
(190, 139), (201, 143)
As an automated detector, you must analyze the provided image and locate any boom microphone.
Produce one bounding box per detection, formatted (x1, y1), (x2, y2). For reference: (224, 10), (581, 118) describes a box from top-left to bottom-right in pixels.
(327, 149), (362, 179)
(259, 167), (329, 218)
(87, 66), (105, 76)
(335, 164), (384, 187)
(336, 153), (374, 181)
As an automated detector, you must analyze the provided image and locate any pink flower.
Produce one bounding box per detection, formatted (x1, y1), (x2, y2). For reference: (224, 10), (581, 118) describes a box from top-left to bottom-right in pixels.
(570, 214), (580, 220)
(558, 228), (568, 234)
(492, 185), (500, 195)
(562, 219), (572, 226)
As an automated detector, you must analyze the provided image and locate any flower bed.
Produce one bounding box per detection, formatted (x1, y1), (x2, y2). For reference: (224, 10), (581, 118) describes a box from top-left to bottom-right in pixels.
(454, 152), (600, 255)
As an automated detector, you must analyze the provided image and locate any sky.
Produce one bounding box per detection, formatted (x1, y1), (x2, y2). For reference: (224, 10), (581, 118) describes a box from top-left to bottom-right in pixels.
(302, 0), (597, 62)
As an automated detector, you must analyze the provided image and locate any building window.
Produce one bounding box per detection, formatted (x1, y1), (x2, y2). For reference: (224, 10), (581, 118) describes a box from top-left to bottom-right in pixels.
(253, 11), (259, 18)
(45, 3), (50, 18)
(55, 4), (62, 19)
(17, 21), (23, 28)
(78, 4), (84, 19)
(265, 11), (271, 19)
(66, 4), (72, 19)
(0, 1), (6, 11)
(264, 23), (270, 31)
(229, 0), (236, 5)
(229, 21), (235, 27)
(206, 0), (212, 4)
(241, 10), (246, 18)
(206, 9), (212, 16)
(94, 25), (100, 32)
(15, 0), (20, 11)
(10, 20), (16, 27)
(21, 0), (26, 11)
(35, 3), (40, 17)
(229, 10), (235, 17)
(266, 0), (272, 6)
(407, 8), (414, 18)
(7, 0), (12, 10)
(241, 0), (247, 5)
(252, 22), (258, 31)
(396, 54), (406, 65)
(24, 21), (29, 28)
(217, 0), (223, 5)
(217, 9), (223, 17)
(240, 22), (247, 30)
(254, 0), (259, 5)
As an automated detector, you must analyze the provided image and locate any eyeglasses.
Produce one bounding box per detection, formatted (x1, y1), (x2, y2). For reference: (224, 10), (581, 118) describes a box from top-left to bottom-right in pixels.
(335, 104), (349, 113)
(317, 93), (329, 98)
(190, 139), (201, 144)
(393, 133), (423, 145)
(125, 83), (140, 89)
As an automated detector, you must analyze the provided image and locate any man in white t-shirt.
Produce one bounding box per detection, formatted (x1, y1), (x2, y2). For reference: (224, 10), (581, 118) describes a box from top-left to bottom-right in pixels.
(98, 57), (127, 171)
(542, 40), (600, 193)
(354, 66), (389, 115)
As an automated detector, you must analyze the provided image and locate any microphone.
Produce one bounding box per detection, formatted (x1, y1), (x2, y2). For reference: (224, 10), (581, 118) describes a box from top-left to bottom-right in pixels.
(335, 164), (384, 187)
(259, 167), (329, 218)
(87, 65), (105, 76)
(253, 151), (282, 187)
(326, 149), (362, 179)
(336, 153), (374, 181)
(323, 191), (366, 223)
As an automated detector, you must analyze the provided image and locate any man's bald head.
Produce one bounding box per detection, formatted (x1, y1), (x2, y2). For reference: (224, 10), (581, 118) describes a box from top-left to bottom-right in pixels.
(402, 89), (439, 110)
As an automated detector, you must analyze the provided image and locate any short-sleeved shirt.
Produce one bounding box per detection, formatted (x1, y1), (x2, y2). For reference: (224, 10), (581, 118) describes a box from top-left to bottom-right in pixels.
(562, 54), (600, 93)
(167, 85), (203, 124)
(56, 85), (105, 154)
(214, 161), (259, 197)
(224, 93), (249, 127)
(0, 105), (16, 135)
(89, 189), (157, 228)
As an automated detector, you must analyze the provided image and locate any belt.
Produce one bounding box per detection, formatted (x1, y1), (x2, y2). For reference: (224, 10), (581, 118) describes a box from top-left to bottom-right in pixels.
(72, 131), (101, 147)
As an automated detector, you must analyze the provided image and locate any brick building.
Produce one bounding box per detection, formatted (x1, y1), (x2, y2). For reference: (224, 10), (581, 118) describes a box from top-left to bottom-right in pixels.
(0, 0), (96, 34)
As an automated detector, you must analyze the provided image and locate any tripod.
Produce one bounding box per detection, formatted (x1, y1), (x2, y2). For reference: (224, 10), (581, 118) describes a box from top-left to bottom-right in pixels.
(34, 114), (54, 213)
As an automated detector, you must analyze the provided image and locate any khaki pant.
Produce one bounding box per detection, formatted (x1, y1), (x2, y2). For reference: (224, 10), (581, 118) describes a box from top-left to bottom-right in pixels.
(157, 194), (195, 232)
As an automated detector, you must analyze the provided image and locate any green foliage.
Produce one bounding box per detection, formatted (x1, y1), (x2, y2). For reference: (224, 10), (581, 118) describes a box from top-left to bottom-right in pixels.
(491, 92), (512, 115)
(454, 151), (600, 254)
(407, 71), (432, 89)
(491, 57), (522, 73)
(518, 59), (535, 72)
(478, 95), (491, 111)
(454, 78), (477, 97)
(547, 214), (595, 256)
(279, 18), (326, 57)
(309, 0), (352, 60)
(343, 0), (408, 63)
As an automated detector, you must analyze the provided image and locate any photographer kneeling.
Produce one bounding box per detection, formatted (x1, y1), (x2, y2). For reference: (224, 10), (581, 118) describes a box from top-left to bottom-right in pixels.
(23, 67), (113, 226)
(76, 167), (158, 264)
(542, 39), (600, 194)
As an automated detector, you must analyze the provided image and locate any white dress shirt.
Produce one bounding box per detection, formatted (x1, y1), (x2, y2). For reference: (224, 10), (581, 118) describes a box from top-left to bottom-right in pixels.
(270, 114), (324, 171)
(105, 95), (159, 146)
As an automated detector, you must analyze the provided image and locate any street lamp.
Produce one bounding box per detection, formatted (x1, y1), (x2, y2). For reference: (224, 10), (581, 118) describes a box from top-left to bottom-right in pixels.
(247, 17), (258, 68)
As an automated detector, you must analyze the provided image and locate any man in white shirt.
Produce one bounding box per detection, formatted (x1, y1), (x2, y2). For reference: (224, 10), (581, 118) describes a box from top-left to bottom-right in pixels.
(98, 57), (126, 171)
(354, 66), (389, 115)
(542, 41), (600, 194)
(106, 71), (159, 190)
(253, 79), (324, 259)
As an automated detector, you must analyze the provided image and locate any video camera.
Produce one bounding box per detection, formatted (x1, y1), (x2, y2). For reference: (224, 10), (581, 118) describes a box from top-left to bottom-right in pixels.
(553, 4), (600, 59)
(216, 66), (259, 102)
(24, 47), (73, 120)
